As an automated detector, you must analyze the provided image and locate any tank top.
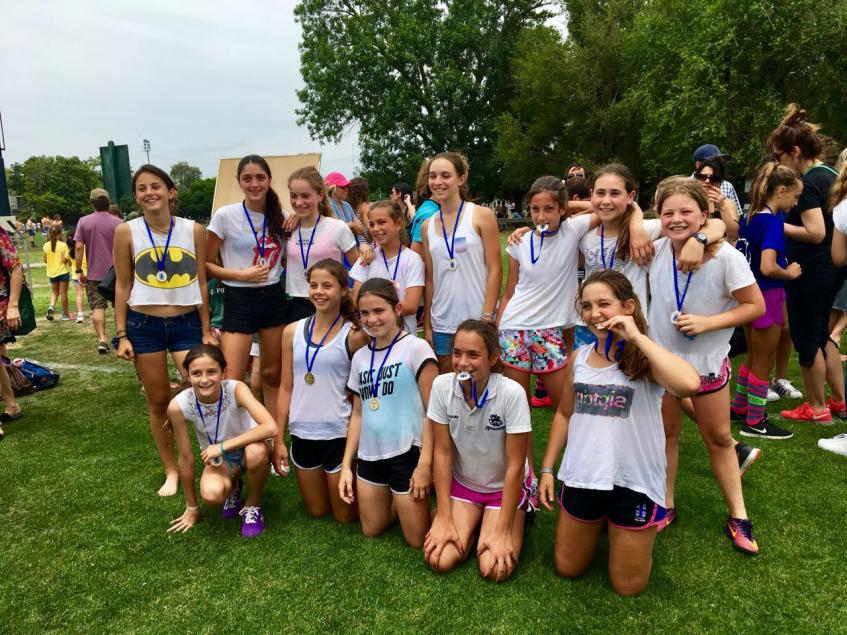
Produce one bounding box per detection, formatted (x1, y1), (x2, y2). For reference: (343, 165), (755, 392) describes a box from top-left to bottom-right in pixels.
(128, 216), (202, 307)
(558, 345), (667, 507)
(426, 202), (487, 332)
(176, 380), (257, 449)
(289, 316), (354, 440)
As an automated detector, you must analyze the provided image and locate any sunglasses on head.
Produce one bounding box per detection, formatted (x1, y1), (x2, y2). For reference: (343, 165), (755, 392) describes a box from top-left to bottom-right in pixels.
(695, 173), (722, 184)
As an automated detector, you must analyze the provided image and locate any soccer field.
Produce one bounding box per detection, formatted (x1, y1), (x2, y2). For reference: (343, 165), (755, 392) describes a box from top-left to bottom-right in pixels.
(2, 235), (845, 634)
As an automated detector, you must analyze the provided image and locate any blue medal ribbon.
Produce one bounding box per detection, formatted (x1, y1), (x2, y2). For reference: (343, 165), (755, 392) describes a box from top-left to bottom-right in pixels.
(368, 330), (402, 400)
(305, 314), (342, 375)
(242, 202), (268, 261)
(143, 218), (175, 278)
(593, 334), (625, 362)
(600, 225), (616, 270)
(298, 214), (322, 271)
(672, 247), (693, 315)
(440, 200), (465, 263)
(471, 379), (489, 409)
(195, 391), (224, 446)
(530, 231), (545, 265)
(381, 246), (402, 282)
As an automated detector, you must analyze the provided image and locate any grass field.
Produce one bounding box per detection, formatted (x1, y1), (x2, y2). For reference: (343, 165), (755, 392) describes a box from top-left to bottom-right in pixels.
(2, 233), (846, 634)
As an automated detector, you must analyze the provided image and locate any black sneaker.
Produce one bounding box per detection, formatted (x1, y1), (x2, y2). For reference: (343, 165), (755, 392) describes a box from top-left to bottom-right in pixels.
(730, 408), (746, 424)
(735, 442), (761, 477)
(740, 418), (794, 440)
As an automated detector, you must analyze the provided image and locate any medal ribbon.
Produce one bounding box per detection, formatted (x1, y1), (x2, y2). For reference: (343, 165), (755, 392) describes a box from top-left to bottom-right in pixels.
(243, 202), (268, 261)
(471, 379), (489, 409)
(368, 330), (402, 401)
(672, 247), (693, 315)
(593, 334), (625, 362)
(305, 314), (342, 376)
(298, 214), (322, 271)
(600, 224), (616, 270)
(530, 231), (545, 265)
(440, 200), (465, 263)
(195, 391), (224, 446)
(143, 218), (175, 278)
(381, 246), (402, 282)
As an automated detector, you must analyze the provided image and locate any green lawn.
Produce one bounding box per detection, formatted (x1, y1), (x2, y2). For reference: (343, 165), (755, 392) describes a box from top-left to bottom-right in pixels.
(2, 233), (846, 634)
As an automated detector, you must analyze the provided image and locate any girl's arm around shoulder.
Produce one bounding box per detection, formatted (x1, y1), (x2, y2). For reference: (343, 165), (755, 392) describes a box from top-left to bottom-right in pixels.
(495, 255), (520, 326)
(347, 323), (371, 354)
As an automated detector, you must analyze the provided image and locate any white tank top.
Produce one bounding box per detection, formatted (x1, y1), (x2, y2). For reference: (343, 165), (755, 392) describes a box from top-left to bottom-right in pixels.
(128, 216), (202, 307)
(176, 380), (257, 449)
(289, 316), (353, 440)
(426, 202), (487, 332)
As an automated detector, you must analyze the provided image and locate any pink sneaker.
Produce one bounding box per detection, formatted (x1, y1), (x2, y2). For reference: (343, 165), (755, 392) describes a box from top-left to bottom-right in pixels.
(780, 402), (832, 424)
(531, 395), (552, 408)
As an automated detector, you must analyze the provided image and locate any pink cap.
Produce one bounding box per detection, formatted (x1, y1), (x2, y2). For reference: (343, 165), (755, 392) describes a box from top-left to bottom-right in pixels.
(324, 172), (351, 188)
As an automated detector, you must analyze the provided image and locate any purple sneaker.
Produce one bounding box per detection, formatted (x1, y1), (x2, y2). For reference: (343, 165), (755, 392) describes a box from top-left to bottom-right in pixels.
(221, 478), (243, 519)
(240, 505), (265, 538)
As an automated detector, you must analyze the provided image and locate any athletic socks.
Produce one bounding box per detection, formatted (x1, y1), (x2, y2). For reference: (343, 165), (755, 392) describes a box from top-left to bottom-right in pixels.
(746, 372), (769, 426)
(732, 364), (750, 414)
(534, 377), (548, 399)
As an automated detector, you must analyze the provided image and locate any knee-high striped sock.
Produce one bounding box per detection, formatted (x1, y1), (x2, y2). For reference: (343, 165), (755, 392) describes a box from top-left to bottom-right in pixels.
(732, 364), (750, 414)
(534, 376), (548, 399)
(746, 373), (769, 426)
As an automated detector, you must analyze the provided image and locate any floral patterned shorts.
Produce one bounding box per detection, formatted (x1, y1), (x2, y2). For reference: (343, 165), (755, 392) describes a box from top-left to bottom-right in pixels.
(499, 326), (569, 374)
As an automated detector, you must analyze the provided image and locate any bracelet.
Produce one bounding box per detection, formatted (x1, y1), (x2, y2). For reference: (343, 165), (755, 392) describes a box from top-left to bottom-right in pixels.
(75, 269), (83, 274)
(220, 442), (225, 454)
(115, 330), (127, 337)
(480, 312), (495, 321)
(186, 505), (200, 512)
(114, 334), (127, 341)
(539, 467), (554, 475)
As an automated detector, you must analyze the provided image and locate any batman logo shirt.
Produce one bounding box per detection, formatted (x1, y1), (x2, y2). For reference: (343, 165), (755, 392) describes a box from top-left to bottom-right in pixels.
(134, 247), (198, 289)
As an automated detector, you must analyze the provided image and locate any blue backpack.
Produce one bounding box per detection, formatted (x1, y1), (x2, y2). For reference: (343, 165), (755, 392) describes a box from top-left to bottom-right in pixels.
(13, 358), (60, 391)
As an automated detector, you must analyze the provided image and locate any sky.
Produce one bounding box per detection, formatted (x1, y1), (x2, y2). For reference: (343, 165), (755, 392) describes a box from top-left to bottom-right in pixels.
(1, 0), (360, 179)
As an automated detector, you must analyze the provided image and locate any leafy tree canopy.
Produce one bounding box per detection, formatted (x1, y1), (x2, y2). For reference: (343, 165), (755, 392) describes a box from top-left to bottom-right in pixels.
(170, 161), (203, 192)
(179, 177), (216, 222)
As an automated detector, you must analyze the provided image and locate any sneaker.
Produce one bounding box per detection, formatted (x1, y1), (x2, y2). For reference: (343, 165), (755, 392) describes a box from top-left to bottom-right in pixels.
(740, 418), (793, 440)
(735, 442), (762, 477)
(221, 478), (243, 519)
(825, 398), (847, 419)
(780, 402), (833, 425)
(772, 378), (802, 399)
(60, 314), (71, 321)
(766, 388), (780, 402)
(818, 433), (847, 457)
(656, 508), (677, 534)
(531, 395), (552, 408)
(730, 407), (747, 424)
(97, 341), (109, 355)
(240, 505), (265, 538)
(75, 313), (84, 324)
(46, 306), (55, 321)
(724, 517), (759, 555)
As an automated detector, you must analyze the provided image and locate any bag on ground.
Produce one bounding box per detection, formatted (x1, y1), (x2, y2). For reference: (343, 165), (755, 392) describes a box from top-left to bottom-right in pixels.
(13, 358), (60, 391)
(1, 357), (35, 397)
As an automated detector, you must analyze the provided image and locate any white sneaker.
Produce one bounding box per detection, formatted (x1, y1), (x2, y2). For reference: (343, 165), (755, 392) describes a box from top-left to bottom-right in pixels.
(767, 388), (780, 402)
(818, 433), (847, 457)
(773, 378), (802, 399)
(75, 313), (84, 323)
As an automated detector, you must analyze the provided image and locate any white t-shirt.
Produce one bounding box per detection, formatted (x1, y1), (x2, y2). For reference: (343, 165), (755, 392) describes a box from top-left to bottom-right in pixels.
(285, 215), (357, 298)
(175, 380), (257, 449)
(500, 215), (592, 330)
(347, 333), (437, 461)
(558, 345), (667, 507)
(427, 373), (531, 493)
(350, 246), (424, 334)
(580, 219), (661, 313)
(648, 238), (756, 376)
(833, 199), (847, 234)
(207, 202), (284, 287)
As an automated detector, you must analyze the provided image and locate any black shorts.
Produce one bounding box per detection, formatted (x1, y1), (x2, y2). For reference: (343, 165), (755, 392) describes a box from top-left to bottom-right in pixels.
(290, 435), (346, 473)
(786, 274), (842, 367)
(286, 296), (315, 323)
(356, 446), (420, 495)
(558, 484), (666, 530)
(221, 283), (287, 334)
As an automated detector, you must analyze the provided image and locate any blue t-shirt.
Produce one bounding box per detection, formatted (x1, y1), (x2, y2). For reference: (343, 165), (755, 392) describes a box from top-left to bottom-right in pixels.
(736, 211), (786, 291)
(410, 199), (440, 244)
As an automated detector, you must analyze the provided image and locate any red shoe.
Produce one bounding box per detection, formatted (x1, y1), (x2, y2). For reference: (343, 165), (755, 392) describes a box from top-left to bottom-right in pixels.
(826, 398), (846, 419)
(725, 517), (759, 555)
(779, 402), (833, 425)
(531, 395), (553, 408)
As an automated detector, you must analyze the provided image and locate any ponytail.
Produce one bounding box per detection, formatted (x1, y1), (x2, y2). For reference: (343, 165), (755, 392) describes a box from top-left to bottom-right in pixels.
(766, 103), (823, 160)
(749, 161), (799, 217)
(829, 161), (847, 211)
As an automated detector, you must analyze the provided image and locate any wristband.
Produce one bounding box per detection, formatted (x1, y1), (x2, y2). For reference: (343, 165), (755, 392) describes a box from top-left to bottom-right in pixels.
(186, 505), (200, 512)
(75, 269), (83, 274)
(480, 311), (495, 321)
(220, 442), (225, 454)
(539, 467), (554, 475)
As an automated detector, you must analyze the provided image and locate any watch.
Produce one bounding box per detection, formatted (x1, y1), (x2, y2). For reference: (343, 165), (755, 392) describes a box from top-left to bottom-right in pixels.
(692, 232), (708, 246)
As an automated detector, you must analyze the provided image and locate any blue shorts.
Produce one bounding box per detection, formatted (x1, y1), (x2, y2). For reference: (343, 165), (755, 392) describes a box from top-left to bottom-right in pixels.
(49, 273), (71, 284)
(126, 308), (202, 355)
(433, 331), (454, 356)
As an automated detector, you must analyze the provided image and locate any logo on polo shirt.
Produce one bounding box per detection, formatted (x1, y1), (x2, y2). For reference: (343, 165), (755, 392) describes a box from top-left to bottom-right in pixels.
(485, 413), (504, 431)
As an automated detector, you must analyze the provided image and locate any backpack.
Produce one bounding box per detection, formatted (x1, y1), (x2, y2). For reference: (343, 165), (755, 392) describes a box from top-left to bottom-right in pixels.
(1, 357), (35, 397)
(13, 358), (60, 391)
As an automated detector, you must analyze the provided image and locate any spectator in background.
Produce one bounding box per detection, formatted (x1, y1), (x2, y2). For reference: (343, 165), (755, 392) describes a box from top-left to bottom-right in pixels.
(694, 157), (740, 242)
(326, 172), (373, 263)
(25, 217), (36, 247)
(566, 162), (587, 180)
(347, 177), (372, 244)
(0, 225), (25, 437)
(74, 188), (122, 354)
(390, 182), (416, 223)
(691, 144), (742, 221)
(108, 204), (122, 219)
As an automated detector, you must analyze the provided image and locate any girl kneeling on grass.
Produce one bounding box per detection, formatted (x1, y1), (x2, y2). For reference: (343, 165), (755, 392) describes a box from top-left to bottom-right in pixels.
(539, 271), (700, 596)
(340, 278), (439, 547)
(424, 320), (533, 582)
(275, 259), (369, 523)
(167, 343), (277, 537)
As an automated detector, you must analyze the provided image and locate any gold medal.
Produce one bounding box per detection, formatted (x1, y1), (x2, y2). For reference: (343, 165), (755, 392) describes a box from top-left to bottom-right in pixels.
(369, 398), (380, 411)
(304, 372), (315, 385)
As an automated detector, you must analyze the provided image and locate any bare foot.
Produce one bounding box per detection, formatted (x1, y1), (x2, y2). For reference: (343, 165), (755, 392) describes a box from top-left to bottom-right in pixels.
(158, 472), (179, 496)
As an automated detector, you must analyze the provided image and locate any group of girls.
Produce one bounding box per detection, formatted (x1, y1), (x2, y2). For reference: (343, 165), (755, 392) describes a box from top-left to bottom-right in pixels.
(113, 129), (843, 595)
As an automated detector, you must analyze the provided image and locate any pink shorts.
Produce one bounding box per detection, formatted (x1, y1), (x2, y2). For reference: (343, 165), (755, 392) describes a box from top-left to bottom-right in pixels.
(750, 287), (786, 329)
(450, 476), (533, 511)
(698, 356), (732, 395)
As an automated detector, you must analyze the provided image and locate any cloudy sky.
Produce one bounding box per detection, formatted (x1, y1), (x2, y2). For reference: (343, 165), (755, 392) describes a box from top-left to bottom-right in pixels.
(2, 0), (359, 178)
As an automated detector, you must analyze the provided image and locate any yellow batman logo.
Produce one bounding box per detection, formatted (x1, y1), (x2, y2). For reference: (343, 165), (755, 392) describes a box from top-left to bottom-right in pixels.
(134, 247), (198, 288)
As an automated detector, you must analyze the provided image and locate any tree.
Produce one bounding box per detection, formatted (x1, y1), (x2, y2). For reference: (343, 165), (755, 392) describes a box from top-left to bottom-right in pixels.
(170, 162), (203, 192)
(179, 177), (216, 222)
(295, 0), (553, 198)
(9, 155), (102, 225)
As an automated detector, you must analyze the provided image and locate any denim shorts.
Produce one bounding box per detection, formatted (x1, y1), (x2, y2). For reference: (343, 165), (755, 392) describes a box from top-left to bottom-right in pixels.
(432, 331), (454, 356)
(48, 273), (70, 284)
(126, 308), (202, 355)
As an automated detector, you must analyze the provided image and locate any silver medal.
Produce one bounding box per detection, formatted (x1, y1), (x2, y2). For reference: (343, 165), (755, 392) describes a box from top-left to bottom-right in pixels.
(211, 456), (223, 467)
(447, 258), (458, 271)
(369, 398), (380, 411)
(457, 371), (472, 382)
(155, 270), (167, 283)
(670, 310), (681, 325)
(537, 223), (549, 233)
(258, 257), (268, 266)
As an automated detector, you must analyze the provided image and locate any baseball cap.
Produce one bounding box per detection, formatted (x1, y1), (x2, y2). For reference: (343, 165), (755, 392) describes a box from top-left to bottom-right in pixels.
(89, 188), (111, 202)
(324, 172), (351, 188)
(692, 144), (729, 163)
